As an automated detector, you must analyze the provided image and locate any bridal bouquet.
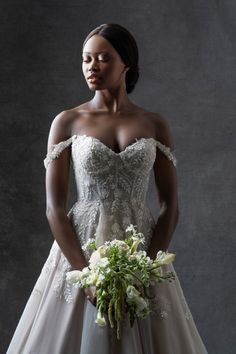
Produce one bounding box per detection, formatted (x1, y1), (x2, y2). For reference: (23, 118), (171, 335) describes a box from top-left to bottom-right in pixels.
(66, 224), (175, 339)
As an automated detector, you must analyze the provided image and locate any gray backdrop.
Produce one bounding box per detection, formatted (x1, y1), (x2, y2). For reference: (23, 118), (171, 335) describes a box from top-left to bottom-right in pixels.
(1, 0), (235, 353)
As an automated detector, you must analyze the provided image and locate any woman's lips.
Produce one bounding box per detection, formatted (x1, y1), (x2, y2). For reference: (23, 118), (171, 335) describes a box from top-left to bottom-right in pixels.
(87, 75), (101, 83)
(88, 78), (100, 83)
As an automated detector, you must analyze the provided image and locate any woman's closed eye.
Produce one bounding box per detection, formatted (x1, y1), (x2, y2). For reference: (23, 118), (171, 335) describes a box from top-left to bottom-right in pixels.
(82, 55), (110, 63)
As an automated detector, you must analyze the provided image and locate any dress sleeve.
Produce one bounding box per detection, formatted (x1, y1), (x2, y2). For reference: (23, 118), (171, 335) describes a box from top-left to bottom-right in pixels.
(155, 140), (177, 167)
(44, 135), (76, 169)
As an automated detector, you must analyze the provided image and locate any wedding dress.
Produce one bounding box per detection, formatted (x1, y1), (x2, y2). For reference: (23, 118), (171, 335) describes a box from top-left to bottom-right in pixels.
(7, 134), (208, 354)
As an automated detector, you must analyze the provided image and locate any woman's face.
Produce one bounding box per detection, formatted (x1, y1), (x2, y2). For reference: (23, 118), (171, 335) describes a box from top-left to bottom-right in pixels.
(82, 34), (128, 92)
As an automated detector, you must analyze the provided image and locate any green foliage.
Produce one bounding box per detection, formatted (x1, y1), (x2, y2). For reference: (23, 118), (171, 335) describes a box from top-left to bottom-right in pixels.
(66, 224), (176, 340)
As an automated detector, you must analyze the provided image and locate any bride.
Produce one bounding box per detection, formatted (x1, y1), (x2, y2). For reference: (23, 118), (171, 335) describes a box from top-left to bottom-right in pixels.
(7, 23), (208, 353)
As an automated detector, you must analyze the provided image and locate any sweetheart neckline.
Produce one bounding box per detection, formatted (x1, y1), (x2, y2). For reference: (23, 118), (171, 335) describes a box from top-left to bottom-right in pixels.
(72, 133), (157, 155)
(44, 133), (177, 169)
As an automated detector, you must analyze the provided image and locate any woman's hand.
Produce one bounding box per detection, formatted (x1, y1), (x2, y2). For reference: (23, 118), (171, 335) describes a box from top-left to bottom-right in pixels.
(84, 286), (97, 307)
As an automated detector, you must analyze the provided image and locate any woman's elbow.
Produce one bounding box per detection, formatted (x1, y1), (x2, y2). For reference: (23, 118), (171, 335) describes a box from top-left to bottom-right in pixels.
(46, 204), (66, 222)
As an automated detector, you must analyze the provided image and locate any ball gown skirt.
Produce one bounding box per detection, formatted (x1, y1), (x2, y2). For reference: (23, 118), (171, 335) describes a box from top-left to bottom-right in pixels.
(7, 134), (208, 354)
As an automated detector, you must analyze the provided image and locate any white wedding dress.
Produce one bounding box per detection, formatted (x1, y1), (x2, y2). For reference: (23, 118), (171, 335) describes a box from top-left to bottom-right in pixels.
(7, 134), (208, 354)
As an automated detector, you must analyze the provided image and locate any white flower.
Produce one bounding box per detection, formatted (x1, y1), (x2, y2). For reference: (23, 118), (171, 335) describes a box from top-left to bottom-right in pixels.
(128, 254), (137, 261)
(155, 251), (176, 265)
(96, 274), (105, 286)
(96, 257), (109, 268)
(130, 237), (142, 253)
(151, 266), (163, 277)
(66, 270), (82, 284)
(110, 239), (127, 247)
(126, 285), (140, 300)
(97, 245), (108, 257)
(126, 285), (149, 317)
(86, 271), (99, 285)
(133, 250), (147, 260)
(136, 232), (145, 244)
(95, 310), (106, 327)
(135, 296), (149, 312)
(81, 266), (90, 275)
(89, 250), (101, 267)
(125, 224), (137, 233)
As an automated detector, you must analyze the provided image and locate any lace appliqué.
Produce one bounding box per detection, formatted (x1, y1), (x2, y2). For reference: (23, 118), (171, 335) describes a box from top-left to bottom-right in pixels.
(181, 294), (192, 321)
(149, 294), (172, 320)
(44, 135), (75, 169)
(155, 140), (177, 167)
(41, 134), (178, 304)
(39, 241), (76, 304)
(43, 134), (177, 168)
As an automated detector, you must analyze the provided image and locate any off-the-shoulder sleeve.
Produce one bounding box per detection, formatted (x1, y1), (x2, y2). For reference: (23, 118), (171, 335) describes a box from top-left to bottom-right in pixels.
(44, 135), (76, 169)
(155, 140), (177, 167)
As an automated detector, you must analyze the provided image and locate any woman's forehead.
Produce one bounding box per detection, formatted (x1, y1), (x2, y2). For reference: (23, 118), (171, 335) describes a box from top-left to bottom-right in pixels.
(83, 35), (116, 54)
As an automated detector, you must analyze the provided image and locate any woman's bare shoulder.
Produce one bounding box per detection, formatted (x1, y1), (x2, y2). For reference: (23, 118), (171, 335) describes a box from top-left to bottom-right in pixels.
(144, 111), (175, 148)
(49, 103), (90, 140)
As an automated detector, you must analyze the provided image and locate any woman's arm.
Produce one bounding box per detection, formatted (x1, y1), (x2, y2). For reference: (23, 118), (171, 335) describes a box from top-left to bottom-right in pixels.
(45, 111), (87, 270)
(147, 116), (179, 260)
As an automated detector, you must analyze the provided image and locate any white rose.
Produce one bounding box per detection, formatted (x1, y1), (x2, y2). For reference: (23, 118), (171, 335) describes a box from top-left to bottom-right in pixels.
(66, 270), (83, 284)
(89, 250), (101, 267)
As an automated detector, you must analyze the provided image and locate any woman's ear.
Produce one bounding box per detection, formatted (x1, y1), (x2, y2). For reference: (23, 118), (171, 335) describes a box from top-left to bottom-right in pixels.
(123, 66), (130, 73)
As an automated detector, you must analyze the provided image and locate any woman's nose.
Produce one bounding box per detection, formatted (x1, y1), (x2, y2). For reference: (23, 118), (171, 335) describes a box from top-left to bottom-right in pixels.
(88, 59), (99, 71)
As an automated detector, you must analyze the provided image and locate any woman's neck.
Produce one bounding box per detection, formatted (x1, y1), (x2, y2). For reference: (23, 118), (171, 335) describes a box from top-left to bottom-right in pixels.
(90, 88), (133, 114)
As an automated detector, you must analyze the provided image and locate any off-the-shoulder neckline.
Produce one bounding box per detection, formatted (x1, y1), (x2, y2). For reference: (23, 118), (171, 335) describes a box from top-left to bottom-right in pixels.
(71, 133), (159, 156)
(45, 133), (177, 168)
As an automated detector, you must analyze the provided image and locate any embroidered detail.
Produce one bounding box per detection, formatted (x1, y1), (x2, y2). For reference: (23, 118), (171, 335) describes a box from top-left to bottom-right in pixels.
(43, 134), (177, 168)
(155, 140), (177, 167)
(44, 135), (76, 169)
(181, 294), (192, 321)
(41, 134), (177, 302)
(149, 294), (172, 320)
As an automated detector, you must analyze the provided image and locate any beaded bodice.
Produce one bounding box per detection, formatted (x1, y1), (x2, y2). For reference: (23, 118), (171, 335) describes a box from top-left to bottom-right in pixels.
(44, 134), (177, 256)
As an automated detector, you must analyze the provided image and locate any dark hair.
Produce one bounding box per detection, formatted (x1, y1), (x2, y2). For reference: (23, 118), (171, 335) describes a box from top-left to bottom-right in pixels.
(82, 23), (139, 94)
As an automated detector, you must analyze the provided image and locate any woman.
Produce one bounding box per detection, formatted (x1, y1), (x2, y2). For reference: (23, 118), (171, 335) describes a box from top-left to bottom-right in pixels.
(7, 23), (208, 353)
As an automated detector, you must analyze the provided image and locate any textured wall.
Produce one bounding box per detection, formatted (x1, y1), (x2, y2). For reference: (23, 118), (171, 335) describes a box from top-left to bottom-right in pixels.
(1, 0), (235, 353)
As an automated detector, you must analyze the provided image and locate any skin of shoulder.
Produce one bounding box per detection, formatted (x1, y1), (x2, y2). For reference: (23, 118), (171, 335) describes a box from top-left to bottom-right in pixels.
(47, 109), (83, 148)
(150, 111), (178, 208)
(148, 112), (176, 150)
